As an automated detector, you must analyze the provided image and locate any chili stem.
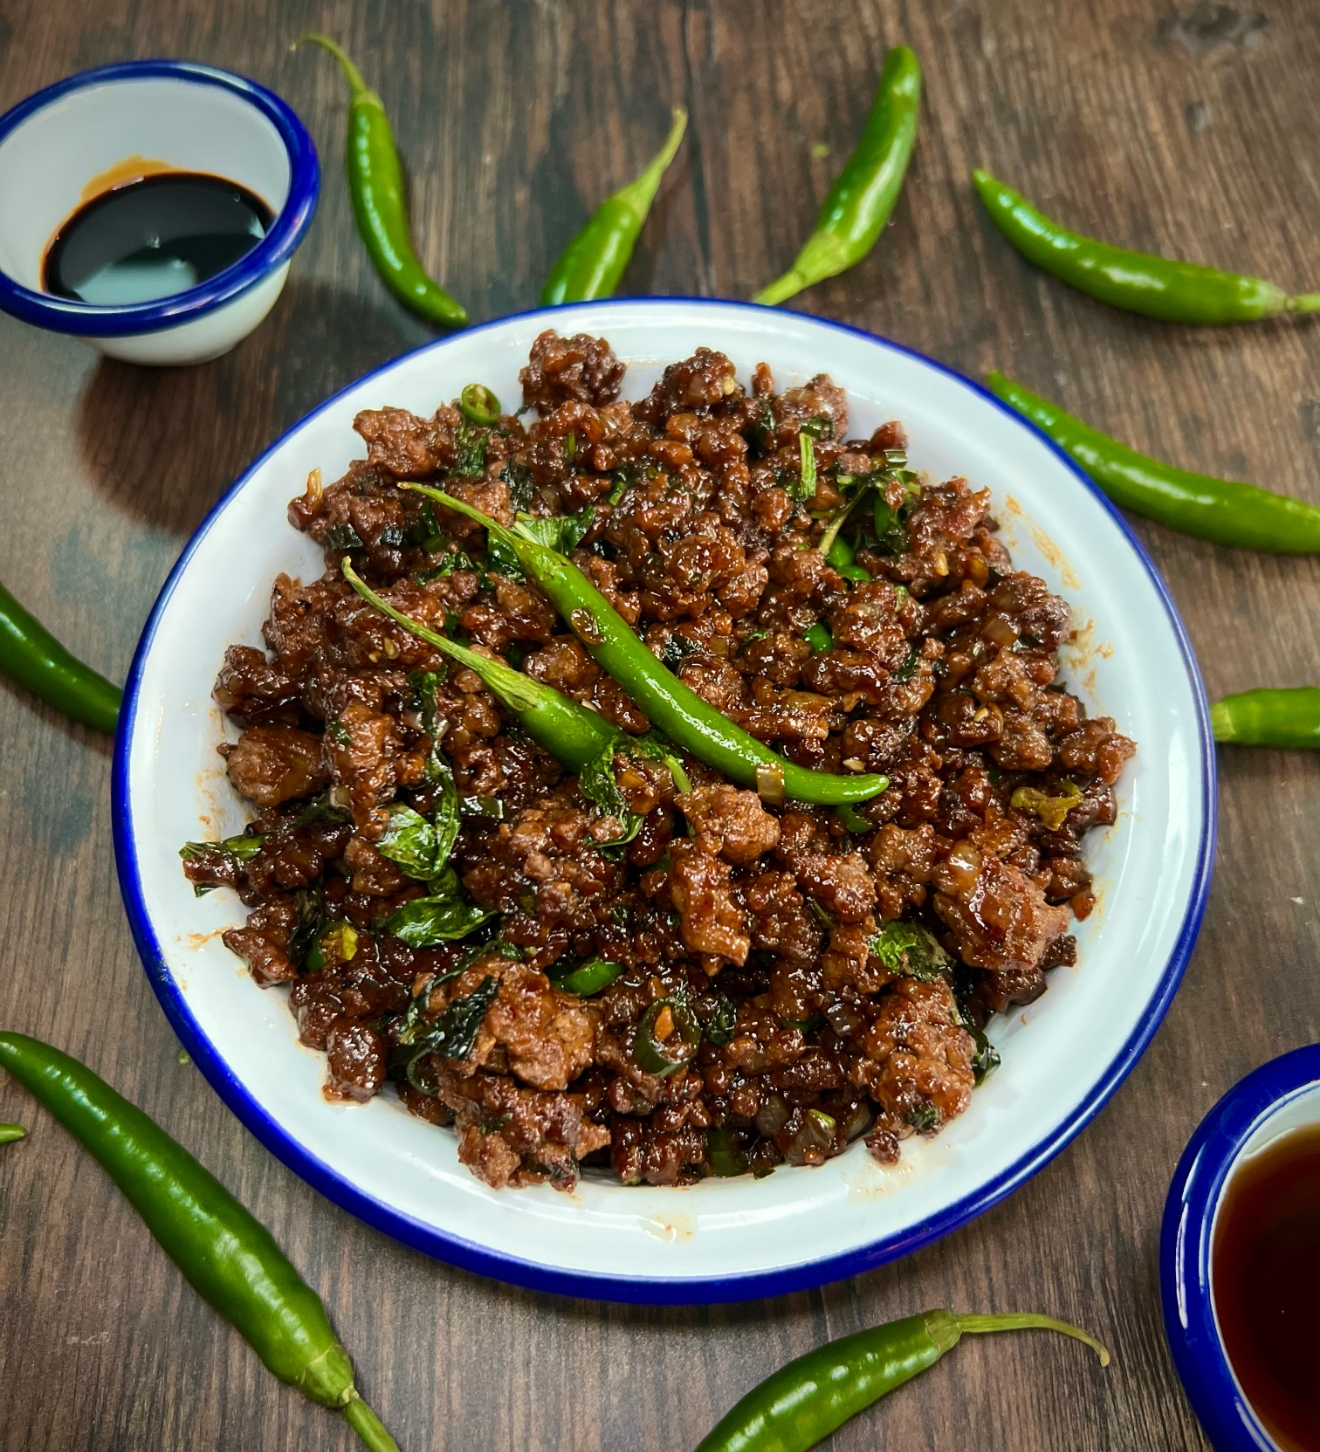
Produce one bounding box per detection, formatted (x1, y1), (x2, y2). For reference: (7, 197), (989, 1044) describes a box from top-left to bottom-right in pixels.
(817, 486), (868, 559)
(344, 1392), (401, 1452)
(953, 1312), (1110, 1365)
(296, 33), (375, 103)
(1286, 292), (1320, 313)
(0, 1123), (26, 1143)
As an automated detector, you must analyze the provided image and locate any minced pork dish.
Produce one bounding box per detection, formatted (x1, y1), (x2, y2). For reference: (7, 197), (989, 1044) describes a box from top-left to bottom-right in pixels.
(182, 330), (1135, 1191)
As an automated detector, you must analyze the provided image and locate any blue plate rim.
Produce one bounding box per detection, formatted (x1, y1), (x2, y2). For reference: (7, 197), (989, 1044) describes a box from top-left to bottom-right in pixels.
(0, 59), (319, 336)
(1160, 1043), (1320, 1452)
(112, 296), (1217, 1304)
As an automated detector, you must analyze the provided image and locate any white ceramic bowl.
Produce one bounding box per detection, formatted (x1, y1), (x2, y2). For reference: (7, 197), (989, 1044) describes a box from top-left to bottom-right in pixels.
(113, 300), (1215, 1302)
(0, 61), (318, 366)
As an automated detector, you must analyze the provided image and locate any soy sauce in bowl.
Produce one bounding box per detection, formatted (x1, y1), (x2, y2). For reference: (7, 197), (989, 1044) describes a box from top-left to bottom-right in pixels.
(1213, 1122), (1320, 1451)
(43, 172), (274, 307)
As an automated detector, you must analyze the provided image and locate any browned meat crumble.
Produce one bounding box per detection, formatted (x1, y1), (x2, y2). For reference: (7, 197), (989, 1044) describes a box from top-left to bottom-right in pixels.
(184, 330), (1135, 1191)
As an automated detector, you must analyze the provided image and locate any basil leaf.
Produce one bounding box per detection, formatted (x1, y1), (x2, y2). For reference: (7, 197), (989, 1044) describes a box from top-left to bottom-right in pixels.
(412, 975), (499, 1065)
(323, 521), (364, 551)
(485, 533), (525, 581)
(376, 802), (439, 880)
(413, 672), (461, 874)
(703, 993), (738, 1046)
(513, 507), (595, 554)
(500, 461), (536, 510)
(576, 742), (644, 858)
(179, 831), (264, 863)
(453, 420), (488, 476)
(384, 894), (496, 948)
(869, 921), (951, 982)
(286, 886), (325, 970)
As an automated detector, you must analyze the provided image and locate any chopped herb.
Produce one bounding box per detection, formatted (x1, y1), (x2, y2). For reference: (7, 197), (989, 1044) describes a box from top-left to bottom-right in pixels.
(379, 523), (406, 549)
(703, 994), (739, 1046)
(499, 461), (536, 510)
(658, 630), (699, 669)
(869, 920), (951, 981)
(780, 1012), (827, 1033)
(707, 1126), (748, 1177)
(1010, 780), (1083, 832)
(322, 521), (365, 552)
(563, 431), (576, 464)
(179, 831), (265, 863)
(453, 419), (488, 476)
(375, 801), (439, 880)
(799, 415), (833, 440)
(512, 507), (595, 554)
(286, 792), (353, 830)
(401, 975), (499, 1087)
(749, 399), (775, 457)
(906, 1103), (940, 1133)
(459, 795), (507, 822)
(414, 671), (461, 873)
(871, 471), (922, 556)
(484, 533), (525, 580)
(893, 643), (921, 683)
(406, 501), (445, 552)
(788, 432), (818, 502)
(286, 886), (325, 970)
(325, 719), (352, 746)
(605, 468), (635, 506)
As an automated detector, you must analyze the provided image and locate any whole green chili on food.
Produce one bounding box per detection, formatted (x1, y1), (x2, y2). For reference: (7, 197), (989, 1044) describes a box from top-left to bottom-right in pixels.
(696, 1309), (1108, 1452)
(0, 1122), (26, 1143)
(755, 46), (922, 307)
(343, 559), (619, 770)
(986, 372), (1320, 553)
(403, 486), (890, 806)
(541, 108), (688, 305)
(299, 34), (468, 327)
(0, 1032), (397, 1451)
(0, 579), (121, 733)
(973, 169), (1320, 324)
(1211, 688), (1320, 750)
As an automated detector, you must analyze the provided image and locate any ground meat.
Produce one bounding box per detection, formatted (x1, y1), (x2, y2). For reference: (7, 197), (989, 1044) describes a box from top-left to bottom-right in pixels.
(519, 329), (625, 412)
(222, 726), (329, 807)
(189, 334), (1135, 1190)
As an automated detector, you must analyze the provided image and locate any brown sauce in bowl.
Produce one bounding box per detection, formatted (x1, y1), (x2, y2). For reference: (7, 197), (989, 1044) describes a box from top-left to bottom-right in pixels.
(1213, 1121), (1320, 1452)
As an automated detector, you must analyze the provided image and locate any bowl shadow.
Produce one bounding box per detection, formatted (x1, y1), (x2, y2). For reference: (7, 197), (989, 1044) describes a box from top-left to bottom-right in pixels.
(73, 276), (432, 538)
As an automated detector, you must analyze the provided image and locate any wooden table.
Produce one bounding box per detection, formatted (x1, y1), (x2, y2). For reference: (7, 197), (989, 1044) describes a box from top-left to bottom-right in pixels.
(3, 2), (1319, 1447)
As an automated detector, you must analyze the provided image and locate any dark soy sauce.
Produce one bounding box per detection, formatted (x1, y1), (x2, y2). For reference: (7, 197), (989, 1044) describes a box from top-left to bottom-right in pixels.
(43, 172), (273, 306)
(1213, 1122), (1320, 1452)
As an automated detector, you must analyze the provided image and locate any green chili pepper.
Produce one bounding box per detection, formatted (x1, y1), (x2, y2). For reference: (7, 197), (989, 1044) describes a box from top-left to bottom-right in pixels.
(835, 803), (872, 834)
(824, 533), (870, 583)
(755, 46), (922, 307)
(458, 383), (501, 425)
(803, 621), (832, 654)
(0, 1032), (397, 1451)
(549, 957), (625, 996)
(0, 1122), (26, 1143)
(300, 34), (467, 327)
(986, 372), (1320, 553)
(1211, 687), (1320, 749)
(633, 997), (702, 1077)
(343, 559), (619, 771)
(405, 487), (889, 806)
(973, 170), (1320, 324)
(540, 109), (688, 305)
(696, 1308), (1108, 1452)
(0, 579), (121, 733)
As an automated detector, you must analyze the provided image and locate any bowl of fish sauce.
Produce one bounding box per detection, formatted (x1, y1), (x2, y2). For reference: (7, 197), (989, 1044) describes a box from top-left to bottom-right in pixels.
(1163, 1043), (1320, 1452)
(0, 60), (318, 365)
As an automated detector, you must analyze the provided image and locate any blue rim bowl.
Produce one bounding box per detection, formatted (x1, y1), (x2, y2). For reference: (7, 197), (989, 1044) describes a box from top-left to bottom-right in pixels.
(0, 60), (319, 337)
(1162, 1043), (1320, 1451)
(113, 299), (1217, 1302)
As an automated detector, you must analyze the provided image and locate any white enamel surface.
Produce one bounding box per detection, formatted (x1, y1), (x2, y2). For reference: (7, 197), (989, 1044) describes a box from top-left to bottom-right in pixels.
(122, 302), (1208, 1290)
(0, 73), (297, 364)
(86, 262), (289, 366)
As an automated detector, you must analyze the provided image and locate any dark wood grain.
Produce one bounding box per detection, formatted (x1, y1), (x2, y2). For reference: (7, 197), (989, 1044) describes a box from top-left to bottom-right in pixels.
(3, 0), (1319, 1447)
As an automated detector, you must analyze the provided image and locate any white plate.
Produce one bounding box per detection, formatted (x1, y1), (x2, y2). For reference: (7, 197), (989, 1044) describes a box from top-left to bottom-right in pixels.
(113, 299), (1215, 1303)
